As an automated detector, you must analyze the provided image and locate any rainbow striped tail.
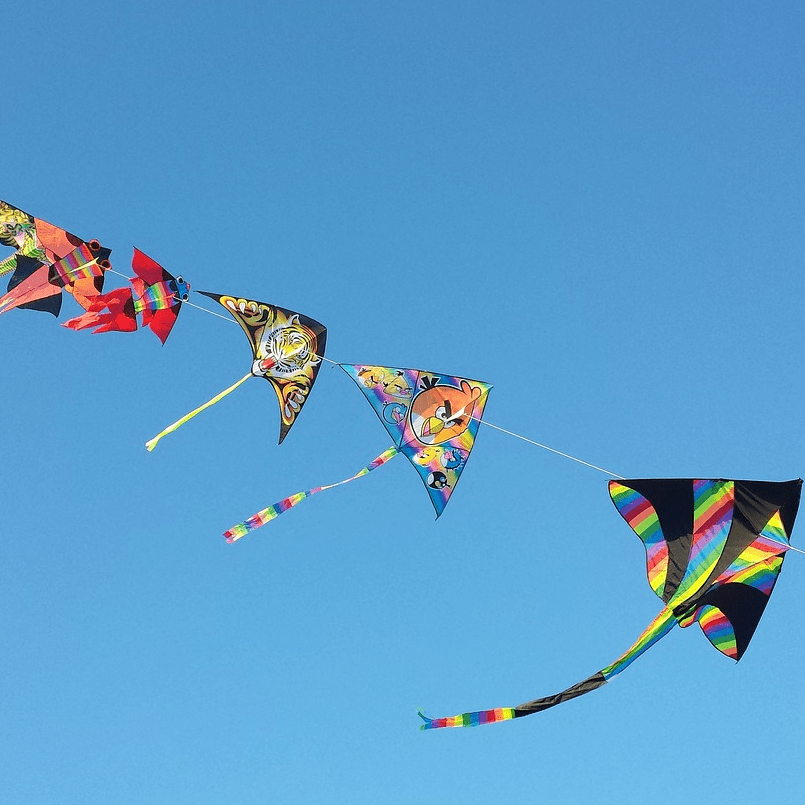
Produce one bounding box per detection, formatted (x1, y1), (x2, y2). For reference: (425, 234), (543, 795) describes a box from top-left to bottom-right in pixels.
(224, 447), (399, 542)
(420, 607), (677, 730)
(418, 707), (515, 730)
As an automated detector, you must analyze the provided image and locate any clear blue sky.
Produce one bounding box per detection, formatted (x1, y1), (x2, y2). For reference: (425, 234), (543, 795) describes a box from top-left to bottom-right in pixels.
(4, 2), (805, 803)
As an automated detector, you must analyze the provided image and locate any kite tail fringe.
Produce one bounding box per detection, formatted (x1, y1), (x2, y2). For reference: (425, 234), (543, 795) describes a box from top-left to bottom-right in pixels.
(145, 372), (252, 452)
(223, 447), (399, 542)
(418, 707), (516, 730)
(224, 492), (312, 542)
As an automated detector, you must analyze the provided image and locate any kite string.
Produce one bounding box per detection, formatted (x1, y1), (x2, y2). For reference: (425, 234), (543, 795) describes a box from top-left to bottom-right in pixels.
(469, 414), (625, 479)
(154, 288), (805, 559)
(468, 417), (805, 555)
(105, 267), (131, 282)
(181, 292), (339, 364)
(179, 295), (245, 326)
(149, 285), (805, 532)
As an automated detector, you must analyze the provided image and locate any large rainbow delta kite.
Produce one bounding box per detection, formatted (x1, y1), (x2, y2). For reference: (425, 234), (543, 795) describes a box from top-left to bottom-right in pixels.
(420, 478), (802, 729)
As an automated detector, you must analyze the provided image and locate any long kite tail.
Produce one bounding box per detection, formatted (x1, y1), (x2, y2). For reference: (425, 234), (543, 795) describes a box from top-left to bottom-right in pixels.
(223, 447), (399, 543)
(419, 605), (677, 730)
(145, 372), (252, 452)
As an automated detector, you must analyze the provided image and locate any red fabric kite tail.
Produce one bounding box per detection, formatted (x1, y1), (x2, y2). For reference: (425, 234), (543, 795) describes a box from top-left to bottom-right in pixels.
(63, 287), (138, 334)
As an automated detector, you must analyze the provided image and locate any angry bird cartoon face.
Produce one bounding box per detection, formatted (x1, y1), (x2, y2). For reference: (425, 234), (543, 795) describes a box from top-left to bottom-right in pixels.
(382, 371), (412, 398)
(409, 378), (483, 445)
(440, 447), (465, 470)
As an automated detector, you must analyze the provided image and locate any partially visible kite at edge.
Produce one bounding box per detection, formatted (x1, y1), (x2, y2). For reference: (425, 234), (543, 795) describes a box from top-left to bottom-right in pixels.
(0, 199), (111, 318)
(63, 248), (190, 344)
(342, 364), (491, 517)
(146, 292), (327, 450)
(420, 477), (802, 729)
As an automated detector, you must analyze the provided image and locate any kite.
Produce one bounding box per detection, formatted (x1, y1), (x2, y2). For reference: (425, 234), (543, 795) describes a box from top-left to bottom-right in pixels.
(342, 365), (491, 517)
(0, 199), (110, 317)
(63, 248), (190, 344)
(146, 292), (327, 450)
(420, 477), (802, 729)
(221, 365), (491, 541)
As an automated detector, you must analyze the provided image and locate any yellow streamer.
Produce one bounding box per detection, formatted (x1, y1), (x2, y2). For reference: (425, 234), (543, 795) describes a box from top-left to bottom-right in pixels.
(145, 372), (252, 452)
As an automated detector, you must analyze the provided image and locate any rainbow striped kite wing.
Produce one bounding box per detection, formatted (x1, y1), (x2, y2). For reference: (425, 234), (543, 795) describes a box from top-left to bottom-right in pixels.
(608, 481), (669, 598)
(609, 478), (802, 657)
(675, 481), (802, 660)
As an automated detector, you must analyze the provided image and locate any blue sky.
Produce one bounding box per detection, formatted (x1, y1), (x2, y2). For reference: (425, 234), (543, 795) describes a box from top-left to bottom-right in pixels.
(3, 2), (805, 803)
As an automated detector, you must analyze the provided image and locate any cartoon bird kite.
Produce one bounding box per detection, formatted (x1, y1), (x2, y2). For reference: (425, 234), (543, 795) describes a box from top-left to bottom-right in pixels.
(223, 364), (491, 541)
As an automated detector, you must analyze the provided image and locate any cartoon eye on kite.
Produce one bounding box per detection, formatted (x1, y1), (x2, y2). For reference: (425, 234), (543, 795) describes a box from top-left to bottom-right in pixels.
(420, 477), (803, 729)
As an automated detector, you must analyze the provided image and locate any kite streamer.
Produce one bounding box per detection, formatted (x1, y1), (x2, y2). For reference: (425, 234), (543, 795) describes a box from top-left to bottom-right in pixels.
(146, 372), (252, 451)
(224, 447), (399, 542)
